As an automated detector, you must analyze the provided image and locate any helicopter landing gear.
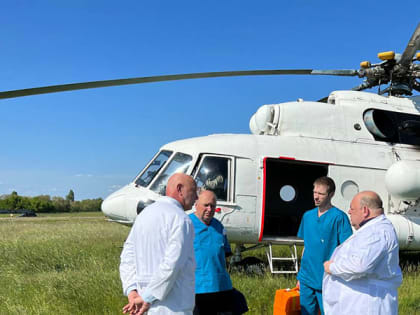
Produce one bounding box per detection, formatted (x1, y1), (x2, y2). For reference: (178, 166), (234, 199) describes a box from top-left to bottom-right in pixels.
(229, 244), (266, 275)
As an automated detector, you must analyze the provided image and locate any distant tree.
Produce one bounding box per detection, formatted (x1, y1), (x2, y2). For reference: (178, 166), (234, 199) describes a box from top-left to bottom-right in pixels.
(52, 197), (70, 212)
(36, 195), (51, 202)
(66, 190), (75, 202)
(70, 198), (103, 212)
(3, 192), (21, 210)
(30, 196), (54, 213)
(20, 196), (32, 209)
(0, 192), (102, 213)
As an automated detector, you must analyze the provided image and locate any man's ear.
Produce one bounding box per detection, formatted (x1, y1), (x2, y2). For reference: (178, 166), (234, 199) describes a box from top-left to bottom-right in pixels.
(176, 183), (183, 194)
(362, 205), (369, 217)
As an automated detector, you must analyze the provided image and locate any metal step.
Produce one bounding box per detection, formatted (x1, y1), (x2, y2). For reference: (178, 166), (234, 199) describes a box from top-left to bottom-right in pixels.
(266, 243), (299, 274)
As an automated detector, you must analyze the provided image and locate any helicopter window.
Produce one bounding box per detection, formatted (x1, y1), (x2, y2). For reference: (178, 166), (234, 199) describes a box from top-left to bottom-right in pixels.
(135, 150), (173, 187)
(279, 185), (296, 202)
(195, 156), (230, 201)
(341, 180), (359, 201)
(150, 152), (193, 195)
(363, 109), (420, 145)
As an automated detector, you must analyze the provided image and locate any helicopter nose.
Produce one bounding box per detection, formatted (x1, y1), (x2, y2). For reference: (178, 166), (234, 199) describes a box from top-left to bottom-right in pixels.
(101, 193), (125, 219)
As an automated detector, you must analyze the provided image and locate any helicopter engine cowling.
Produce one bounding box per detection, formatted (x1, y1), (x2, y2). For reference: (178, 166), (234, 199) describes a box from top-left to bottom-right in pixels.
(249, 104), (280, 135)
(385, 160), (420, 201)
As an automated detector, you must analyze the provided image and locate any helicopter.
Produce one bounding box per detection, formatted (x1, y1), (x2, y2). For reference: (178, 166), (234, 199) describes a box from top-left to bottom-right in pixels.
(1, 23), (420, 273)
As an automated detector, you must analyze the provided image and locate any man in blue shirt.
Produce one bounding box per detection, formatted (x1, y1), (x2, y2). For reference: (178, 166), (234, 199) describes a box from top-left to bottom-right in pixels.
(189, 190), (234, 315)
(297, 177), (352, 315)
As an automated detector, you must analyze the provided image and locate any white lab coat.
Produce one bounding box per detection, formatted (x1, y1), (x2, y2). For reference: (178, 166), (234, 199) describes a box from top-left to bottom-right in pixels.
(323, 215), (402, 315)
(120, 196), (196, 314)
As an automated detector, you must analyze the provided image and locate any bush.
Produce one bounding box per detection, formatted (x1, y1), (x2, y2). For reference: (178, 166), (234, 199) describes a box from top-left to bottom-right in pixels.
(0, 193), (103, 213)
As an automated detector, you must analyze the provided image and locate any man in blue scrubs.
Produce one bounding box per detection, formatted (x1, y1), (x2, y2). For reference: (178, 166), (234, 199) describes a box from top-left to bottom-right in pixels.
(297, 177), (352, 315)
(189, 190), (234, 315)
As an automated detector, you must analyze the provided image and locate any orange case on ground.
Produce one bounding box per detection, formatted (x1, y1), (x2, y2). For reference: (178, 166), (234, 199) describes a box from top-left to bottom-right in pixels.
(273, 287), (300, 315)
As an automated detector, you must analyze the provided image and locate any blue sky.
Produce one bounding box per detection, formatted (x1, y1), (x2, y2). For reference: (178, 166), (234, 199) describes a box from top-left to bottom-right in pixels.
(1, 1), (419, 200)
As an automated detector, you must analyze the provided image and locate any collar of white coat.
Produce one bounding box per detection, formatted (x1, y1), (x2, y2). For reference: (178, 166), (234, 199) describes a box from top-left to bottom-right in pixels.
(159, 196), (184, 211)
(346, 214), (385, 242)
(358, 214), (385, 231)
(330, 214), (386, 259)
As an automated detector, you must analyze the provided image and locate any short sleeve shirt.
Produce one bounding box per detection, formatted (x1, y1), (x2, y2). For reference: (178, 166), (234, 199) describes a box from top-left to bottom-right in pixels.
(189, 213), (233, 294)
(297, 207), (352, 290)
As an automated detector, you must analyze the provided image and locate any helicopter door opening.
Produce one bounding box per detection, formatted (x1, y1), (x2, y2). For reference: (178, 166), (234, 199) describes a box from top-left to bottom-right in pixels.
(262, 158), (328, 239)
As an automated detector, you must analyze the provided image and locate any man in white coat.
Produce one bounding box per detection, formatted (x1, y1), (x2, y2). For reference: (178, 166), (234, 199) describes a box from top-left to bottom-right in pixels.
(323, 191), (402, 315)
(120, 173), (198, 315)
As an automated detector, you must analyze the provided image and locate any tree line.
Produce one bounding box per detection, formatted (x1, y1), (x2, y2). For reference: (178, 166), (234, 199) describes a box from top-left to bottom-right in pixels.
(0, 190), (102, 213)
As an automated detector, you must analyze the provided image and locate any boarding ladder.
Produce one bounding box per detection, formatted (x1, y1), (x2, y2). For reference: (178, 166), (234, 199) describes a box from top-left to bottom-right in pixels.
(266, 243), (299, 274)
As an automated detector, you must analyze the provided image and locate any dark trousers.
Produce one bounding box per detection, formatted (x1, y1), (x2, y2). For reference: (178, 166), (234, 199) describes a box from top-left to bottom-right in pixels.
(193, 289), (235, 315)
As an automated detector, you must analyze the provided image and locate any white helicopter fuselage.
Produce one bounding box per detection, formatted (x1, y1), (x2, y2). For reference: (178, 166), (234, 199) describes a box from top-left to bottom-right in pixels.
(102, 90), (420, 251)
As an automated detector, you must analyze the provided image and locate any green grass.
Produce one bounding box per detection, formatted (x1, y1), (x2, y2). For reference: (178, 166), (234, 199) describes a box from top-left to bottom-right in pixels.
(0, 214), (419, 314)
(0, 213), (127, 314)
(0, 211), (103, 218)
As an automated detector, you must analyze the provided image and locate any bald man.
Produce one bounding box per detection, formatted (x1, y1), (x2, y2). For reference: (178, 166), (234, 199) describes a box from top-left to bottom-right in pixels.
(120, 173), (198, 315)
(322, 191), (402, 315)
(189, 190), (237, 315)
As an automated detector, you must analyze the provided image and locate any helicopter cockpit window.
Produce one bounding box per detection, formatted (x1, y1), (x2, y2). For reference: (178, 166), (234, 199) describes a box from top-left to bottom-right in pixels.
(363, 109), (420, 145)
(135, 150), (172, 187)
(195, 156), (230, 201)
(150, 152), (193, 195)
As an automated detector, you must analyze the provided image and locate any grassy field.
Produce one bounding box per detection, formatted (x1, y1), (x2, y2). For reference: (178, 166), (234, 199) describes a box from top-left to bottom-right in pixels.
(0, 213), (419, 314)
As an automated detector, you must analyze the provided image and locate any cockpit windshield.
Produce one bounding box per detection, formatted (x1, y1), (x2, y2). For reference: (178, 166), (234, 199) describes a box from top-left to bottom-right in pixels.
(135, 150), (173, 187)
(150, 152), (193, 195)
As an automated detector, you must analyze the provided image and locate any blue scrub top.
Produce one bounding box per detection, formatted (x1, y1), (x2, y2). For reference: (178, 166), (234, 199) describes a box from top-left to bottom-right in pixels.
(297, 207), (352, 290)
(189, 213), (233, 294)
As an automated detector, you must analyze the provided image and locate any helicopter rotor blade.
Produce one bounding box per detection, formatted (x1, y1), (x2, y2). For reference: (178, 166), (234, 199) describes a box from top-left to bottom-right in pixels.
(310, 69), (358, 76)
(399, 22), (420, 67)
(0, 69), (359, 100)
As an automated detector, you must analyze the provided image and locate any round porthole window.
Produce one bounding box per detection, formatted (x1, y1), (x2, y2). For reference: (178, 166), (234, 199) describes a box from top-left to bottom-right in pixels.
(341, 180), (359, 200)
(279, 185), (296, 202)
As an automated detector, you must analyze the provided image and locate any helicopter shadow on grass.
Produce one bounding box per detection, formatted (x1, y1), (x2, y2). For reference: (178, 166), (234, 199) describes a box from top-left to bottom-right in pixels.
(229, 256), (268, 276)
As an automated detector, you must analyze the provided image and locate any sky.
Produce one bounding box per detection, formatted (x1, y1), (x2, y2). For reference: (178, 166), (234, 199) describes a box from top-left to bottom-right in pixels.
(1, 1), (419, 200)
